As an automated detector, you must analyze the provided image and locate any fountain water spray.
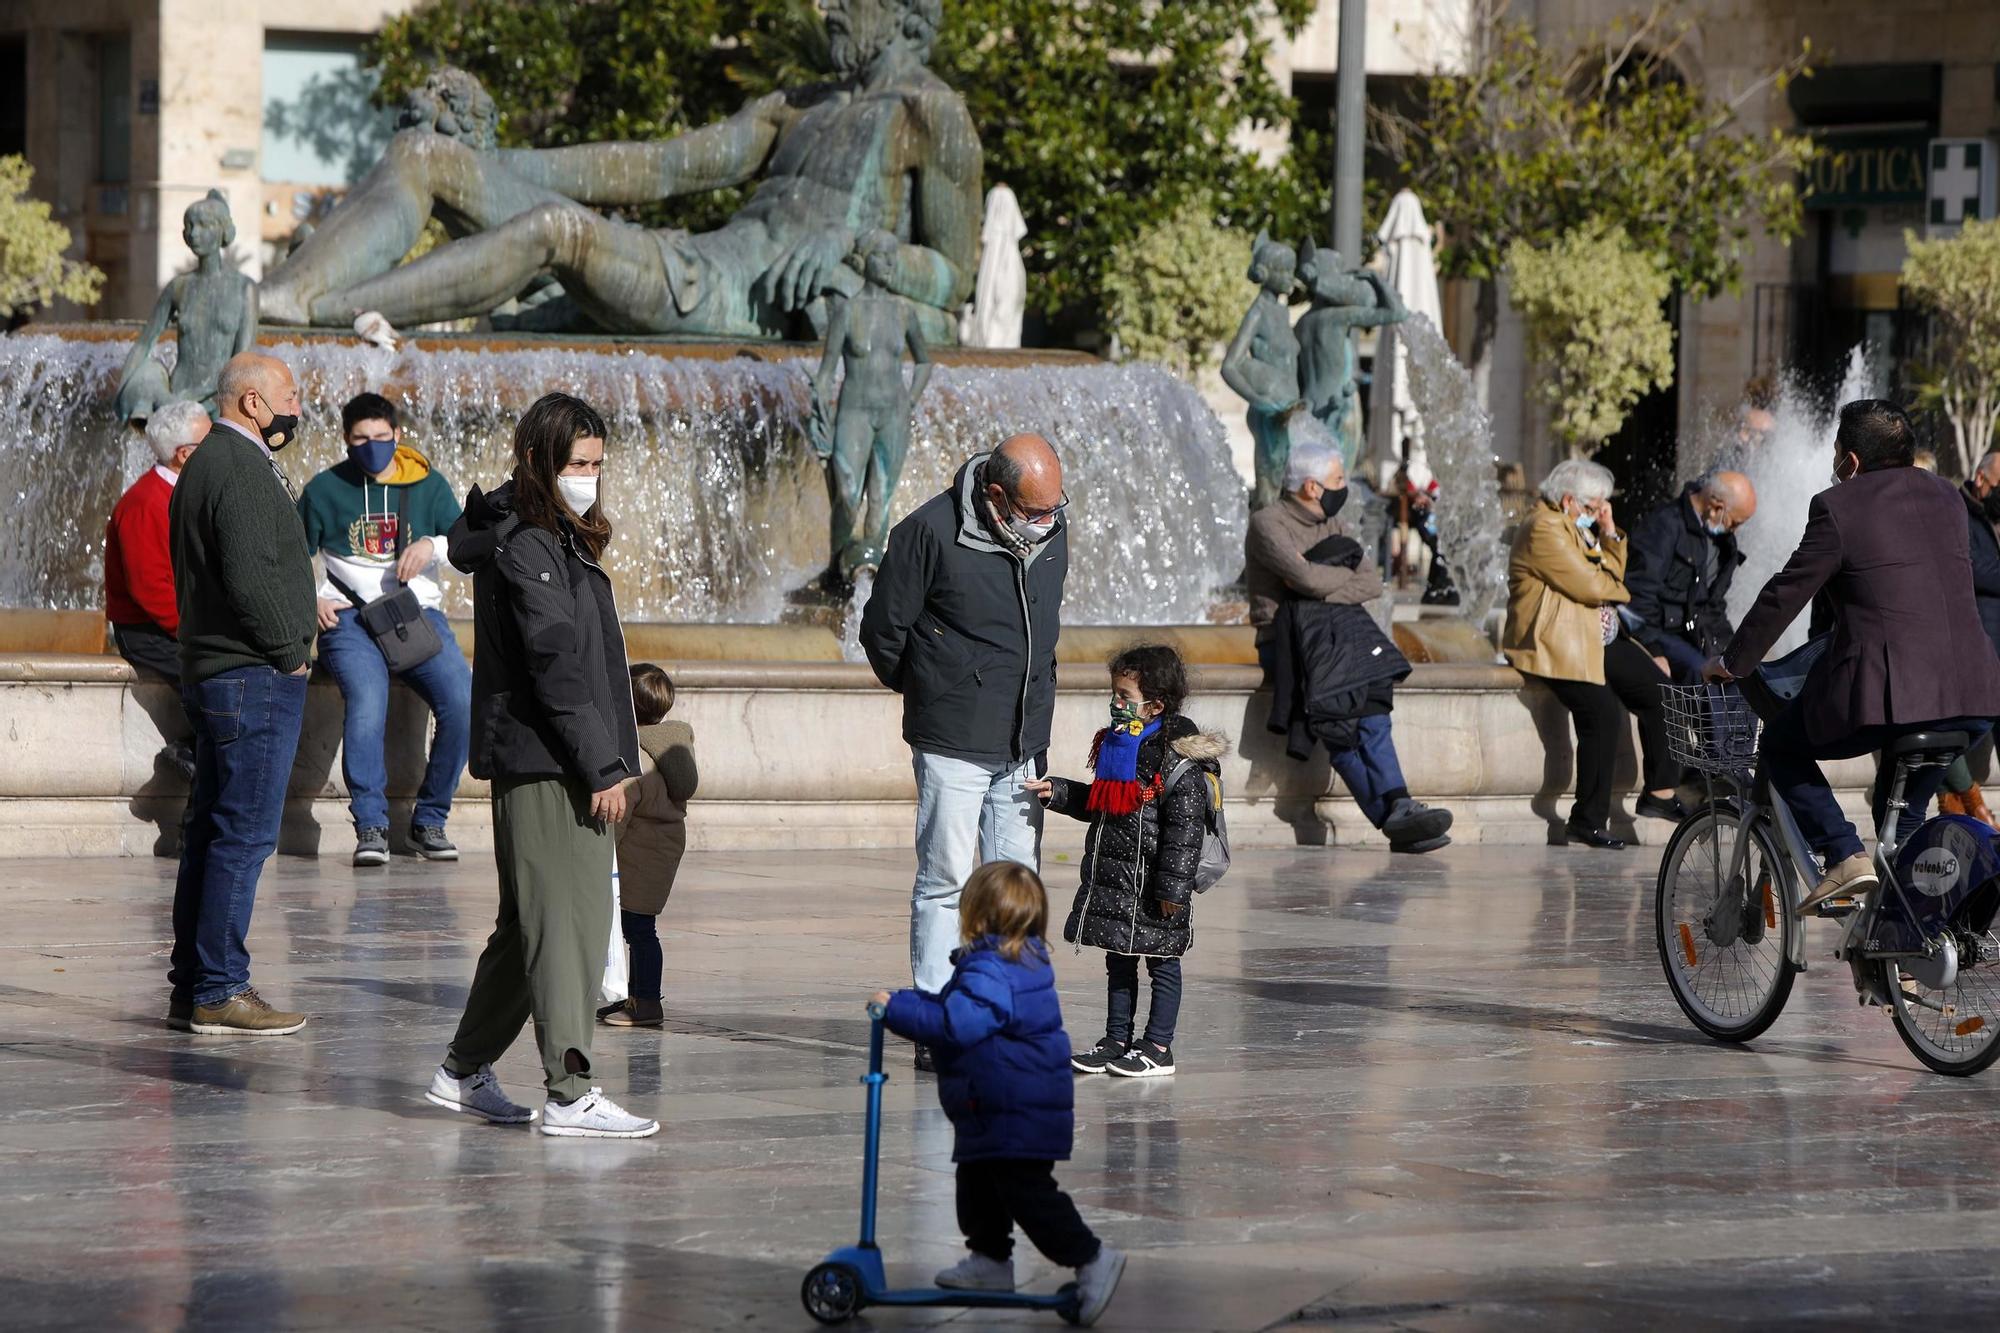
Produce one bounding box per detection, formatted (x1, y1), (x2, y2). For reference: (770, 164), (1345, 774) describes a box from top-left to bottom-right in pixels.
(1398, 314), (1508, 633)
(1676, 346), (1875, 659)
(0, 335), (1246, 627)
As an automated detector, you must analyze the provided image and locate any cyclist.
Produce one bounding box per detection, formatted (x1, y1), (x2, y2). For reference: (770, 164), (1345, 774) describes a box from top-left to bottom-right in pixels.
(1704, 400), (2000, 910)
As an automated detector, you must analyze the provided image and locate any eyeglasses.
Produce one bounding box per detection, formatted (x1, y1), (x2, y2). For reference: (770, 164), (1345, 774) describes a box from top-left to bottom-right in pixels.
(1011, 491), (1070, 523)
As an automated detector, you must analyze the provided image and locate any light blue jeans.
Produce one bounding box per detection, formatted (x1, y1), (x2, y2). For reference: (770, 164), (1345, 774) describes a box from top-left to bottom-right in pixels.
(910, 749), (1043, 993)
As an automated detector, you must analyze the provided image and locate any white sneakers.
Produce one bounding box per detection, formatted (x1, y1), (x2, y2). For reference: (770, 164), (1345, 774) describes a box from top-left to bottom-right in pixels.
(424, 1068), (658, 1138)
(425, 1064), (536, 1124)
(933, 1247), (1125, 1325)
(539, 1087), (660, 1138)
(935, 1252), (1016, 1291)
(1075, 1246), (1128, 1327)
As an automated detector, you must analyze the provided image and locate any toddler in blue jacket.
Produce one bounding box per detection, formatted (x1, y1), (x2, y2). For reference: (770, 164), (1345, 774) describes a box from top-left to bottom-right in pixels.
(872, 860), (1127, 1326)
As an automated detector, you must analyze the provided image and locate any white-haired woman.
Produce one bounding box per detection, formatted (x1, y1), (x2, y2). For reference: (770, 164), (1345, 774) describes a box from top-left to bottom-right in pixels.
(106, 398), (212, 684)
(1503, 459), (1679, 849)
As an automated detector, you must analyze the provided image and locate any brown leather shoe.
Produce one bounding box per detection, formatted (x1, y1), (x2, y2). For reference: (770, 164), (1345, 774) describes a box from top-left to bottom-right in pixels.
(600, 997), (664, 1028)
(190, 988), (308, 1035)
(1800, 852), (1879, 913)
(1968, 782), (1998, 830)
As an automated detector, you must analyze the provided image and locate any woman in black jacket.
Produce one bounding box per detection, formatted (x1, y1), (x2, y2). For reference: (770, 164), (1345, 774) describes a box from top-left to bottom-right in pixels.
(423, 393), (656, 1139)
(1029, 645), (1227, 1080)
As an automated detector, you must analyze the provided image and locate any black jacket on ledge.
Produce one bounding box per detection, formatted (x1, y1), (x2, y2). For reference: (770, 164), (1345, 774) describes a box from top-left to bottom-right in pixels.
(1624, 484), (1744, 676)
(1263, 534), (1411, 759)
(449, 481), (640, 790)
(860, 454), (1069, 766)
(1046, 714), (1227, 959)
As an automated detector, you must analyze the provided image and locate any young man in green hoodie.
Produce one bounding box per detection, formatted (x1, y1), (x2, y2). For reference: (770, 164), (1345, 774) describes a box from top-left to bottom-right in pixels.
(299, 392), (470, 867)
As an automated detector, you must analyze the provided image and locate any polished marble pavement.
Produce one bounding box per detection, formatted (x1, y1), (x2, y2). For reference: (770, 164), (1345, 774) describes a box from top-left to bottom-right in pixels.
(5, 844), (2000, 1331)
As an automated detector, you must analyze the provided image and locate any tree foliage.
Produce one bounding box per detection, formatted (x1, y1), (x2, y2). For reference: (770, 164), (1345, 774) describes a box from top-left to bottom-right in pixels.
(1376, 2), (1817, 303)
(366, 0), (1321, 330)
(0, 156), (104, 322)
(1101, 198), (1251, 374)
(1507, 223), (1675, 454)
(1903, 217), (2000, 476)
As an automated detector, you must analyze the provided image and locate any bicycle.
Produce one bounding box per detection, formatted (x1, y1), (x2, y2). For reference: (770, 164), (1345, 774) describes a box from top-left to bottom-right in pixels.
(1654, 683), (2000, 1076)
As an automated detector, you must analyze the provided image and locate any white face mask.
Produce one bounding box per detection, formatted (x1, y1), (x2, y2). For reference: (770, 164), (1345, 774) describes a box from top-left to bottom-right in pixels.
(557, 474), (598, 516)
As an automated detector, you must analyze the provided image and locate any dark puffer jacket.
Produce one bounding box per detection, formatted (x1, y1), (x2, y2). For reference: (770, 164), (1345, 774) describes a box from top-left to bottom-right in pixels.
(1048, 714), (1228, 958)
(448, 482), (640, 789)
(882, 937), (1075, 1163)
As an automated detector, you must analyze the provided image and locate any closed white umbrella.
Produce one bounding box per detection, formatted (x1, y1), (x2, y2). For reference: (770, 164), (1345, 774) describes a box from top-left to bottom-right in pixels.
(1368, 189), (1443, 479)
(961, 184), (1028, 349)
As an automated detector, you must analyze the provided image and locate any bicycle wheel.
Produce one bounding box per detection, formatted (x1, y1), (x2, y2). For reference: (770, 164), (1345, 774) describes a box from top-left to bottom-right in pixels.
(1884, 949), (2000, 1077)
(1656, 804), (1797, 1041)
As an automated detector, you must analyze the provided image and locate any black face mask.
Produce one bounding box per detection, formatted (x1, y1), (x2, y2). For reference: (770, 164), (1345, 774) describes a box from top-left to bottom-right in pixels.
(1982, 490), (2000, 523)
(259, 411), (301, 452)
(1318, 485), (1349, 519)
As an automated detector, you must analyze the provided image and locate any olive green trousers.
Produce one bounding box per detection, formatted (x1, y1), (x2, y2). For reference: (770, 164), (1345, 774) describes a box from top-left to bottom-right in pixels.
(444, 776), (613, 1104)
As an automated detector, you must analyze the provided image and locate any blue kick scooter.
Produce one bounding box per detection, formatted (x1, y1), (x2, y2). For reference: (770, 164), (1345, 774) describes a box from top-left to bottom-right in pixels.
(800, 1004), (1083, 1324)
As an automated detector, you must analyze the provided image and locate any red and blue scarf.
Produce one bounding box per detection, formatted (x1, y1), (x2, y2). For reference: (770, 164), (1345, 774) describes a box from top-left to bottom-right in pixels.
(1086, 717), (1162, 816)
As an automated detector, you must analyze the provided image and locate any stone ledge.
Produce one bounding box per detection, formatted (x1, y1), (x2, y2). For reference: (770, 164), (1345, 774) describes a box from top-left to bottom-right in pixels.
(0, 656), (1881, 857)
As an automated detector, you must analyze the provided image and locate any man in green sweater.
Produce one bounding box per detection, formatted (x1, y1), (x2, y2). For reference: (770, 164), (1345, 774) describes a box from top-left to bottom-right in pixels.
(167, 350), (319, 1036)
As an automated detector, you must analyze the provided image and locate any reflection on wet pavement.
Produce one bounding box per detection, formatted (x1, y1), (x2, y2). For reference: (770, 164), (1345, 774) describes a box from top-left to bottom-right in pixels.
(4, 846), (1999, 1330)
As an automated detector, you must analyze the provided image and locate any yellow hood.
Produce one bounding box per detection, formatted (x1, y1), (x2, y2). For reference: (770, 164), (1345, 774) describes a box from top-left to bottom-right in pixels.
(375, 444), (432, 485)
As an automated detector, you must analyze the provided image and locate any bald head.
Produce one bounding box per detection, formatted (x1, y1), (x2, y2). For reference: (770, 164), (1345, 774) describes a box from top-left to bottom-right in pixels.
(214, 351), (299, 438)
(1691, 469), (1755, 535)
(986, 433), (1065, 517)
(1972, 451), (2000, 499)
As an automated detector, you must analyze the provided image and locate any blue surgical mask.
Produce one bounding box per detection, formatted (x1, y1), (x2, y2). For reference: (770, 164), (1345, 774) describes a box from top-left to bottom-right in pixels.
(348, 437), (396, 477)
(1575, 512), (1596, 532)
(1705, 521), (1729, 538)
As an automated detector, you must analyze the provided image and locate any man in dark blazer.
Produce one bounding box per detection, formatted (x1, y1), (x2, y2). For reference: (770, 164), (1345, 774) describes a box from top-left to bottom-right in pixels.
(1707, 400), (2000, 908)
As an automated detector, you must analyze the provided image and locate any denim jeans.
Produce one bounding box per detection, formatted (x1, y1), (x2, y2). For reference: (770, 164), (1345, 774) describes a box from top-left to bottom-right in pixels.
(1256, 637), (1409, 828)
(1105, 952), (1182, 1047)
(316, 607), (471, 831)
(910, 749), (1043, 993)
(169, 666), (308, 1007)
(1761, 702), (1993, 864)
(621, 910), (663, 1002)
(1329, 714), (1410, 829)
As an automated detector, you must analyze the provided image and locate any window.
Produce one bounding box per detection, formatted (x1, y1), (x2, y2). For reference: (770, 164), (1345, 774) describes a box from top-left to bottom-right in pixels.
(0, 38), (25, 159)
(261, 33), (394, 186)
(98, 33), (131, 184)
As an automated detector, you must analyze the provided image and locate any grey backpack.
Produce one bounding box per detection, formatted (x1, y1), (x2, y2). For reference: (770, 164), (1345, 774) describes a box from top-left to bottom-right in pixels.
(1163, 758), (1231, 893)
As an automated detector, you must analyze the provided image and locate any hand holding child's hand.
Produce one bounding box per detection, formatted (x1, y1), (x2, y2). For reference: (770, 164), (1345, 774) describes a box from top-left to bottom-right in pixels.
(1023, 778), (1054, 804)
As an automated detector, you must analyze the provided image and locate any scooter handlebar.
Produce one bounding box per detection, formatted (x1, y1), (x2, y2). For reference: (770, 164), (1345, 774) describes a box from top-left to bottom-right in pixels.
(865, 1001), (887, 1021)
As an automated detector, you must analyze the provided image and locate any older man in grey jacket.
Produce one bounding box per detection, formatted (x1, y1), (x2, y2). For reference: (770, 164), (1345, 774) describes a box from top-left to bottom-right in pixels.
(1246, 436), (1452, 852)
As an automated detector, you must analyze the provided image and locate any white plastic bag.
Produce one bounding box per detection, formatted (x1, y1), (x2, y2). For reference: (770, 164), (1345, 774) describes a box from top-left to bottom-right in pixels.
(600, 848), (628, 1005)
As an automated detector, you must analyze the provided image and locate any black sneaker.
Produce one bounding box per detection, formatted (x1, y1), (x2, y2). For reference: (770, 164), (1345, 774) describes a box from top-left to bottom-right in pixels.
(1634, 794), (1689, 822)
(353, 828), (390, 867)
(1383, 798), (1453, 852)
(1106, 1041), (1175, 1078)
(914, 1044), (935, 1074)
(1071, 1036), (1128, 1074)
(409, 824), (458, 861)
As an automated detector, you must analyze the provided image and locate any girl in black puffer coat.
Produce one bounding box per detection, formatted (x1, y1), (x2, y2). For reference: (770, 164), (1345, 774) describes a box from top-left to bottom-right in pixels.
(1028, 645), (1227, 1079)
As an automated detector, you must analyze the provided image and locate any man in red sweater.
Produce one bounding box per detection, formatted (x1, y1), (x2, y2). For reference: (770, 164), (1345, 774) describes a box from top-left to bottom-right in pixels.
(107, 400), (210, 680)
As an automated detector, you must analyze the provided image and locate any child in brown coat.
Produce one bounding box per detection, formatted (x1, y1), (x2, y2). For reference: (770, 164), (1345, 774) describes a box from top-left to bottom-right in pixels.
(601, 664), (697, 1028)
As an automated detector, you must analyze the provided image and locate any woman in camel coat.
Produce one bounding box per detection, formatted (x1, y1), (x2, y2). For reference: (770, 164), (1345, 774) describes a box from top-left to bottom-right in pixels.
(1504, 459), (1680, 849)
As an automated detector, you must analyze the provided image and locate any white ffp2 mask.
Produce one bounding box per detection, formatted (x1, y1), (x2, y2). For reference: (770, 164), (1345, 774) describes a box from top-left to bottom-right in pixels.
(557, 475), (599, 516)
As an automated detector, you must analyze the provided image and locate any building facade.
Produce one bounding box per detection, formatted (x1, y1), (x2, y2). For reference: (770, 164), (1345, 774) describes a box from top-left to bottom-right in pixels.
(1, 0), (410, 321)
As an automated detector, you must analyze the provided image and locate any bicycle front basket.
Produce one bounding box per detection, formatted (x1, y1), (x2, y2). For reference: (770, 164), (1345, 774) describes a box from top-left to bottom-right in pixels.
(1661, 684), (1760, 777)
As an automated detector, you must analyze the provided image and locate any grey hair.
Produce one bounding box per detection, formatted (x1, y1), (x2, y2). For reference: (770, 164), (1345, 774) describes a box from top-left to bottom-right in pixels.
(1539, 458), (1615, 504)
(985, 446), (1025, 498)
(1284, 435), (1341, 493)
(143, 399), (209, 463)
